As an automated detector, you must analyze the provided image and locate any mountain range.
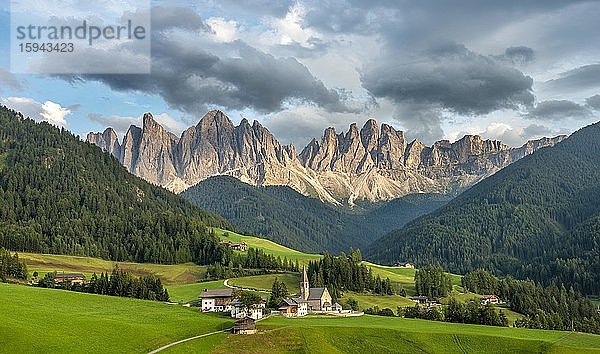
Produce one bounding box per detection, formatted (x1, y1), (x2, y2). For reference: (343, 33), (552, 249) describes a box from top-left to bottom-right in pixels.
(367, 121), (600, 294)
(0, 105), (229, 265)
(87, 110), (566, 205)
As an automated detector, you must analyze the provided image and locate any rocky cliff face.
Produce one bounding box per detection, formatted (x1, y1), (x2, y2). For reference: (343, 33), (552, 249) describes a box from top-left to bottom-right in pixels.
(88, 110), (567, 204)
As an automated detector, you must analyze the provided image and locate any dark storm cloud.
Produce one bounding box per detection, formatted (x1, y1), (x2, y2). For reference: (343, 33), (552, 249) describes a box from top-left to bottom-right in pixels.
(212, 0), (293, 18)
(524, 100), (593, 121)
(586, 94), (600, 110)
(303, 0), (587, 40)
(361, 42), (534, 115)
(392, 103), (445, 144)
(74, 7), (354, 115)
(494, 46), (535, 66)
(521, 124), (552, 138)
(150, 6), (210, 31)
(543, 64), (600, 92)
(0, 68), (23, 91)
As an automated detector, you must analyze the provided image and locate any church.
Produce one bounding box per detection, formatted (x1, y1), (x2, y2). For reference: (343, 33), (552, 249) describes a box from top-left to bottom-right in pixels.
(278, 266), (342, 317)
(300, 266), (334, 311)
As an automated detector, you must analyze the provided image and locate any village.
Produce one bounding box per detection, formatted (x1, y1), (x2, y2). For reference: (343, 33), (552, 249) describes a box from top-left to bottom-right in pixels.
(199, 266), (356, 334)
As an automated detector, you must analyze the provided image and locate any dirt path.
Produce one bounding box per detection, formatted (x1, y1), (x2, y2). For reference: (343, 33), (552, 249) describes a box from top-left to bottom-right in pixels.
(148, 314), (271, 353)
(147, 329), (231, 354)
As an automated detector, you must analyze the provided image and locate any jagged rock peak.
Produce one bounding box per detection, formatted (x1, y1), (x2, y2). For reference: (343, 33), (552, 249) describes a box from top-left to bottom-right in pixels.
(142, 112), (163, 132)
(197, 109), (235, 130)
(86, 127), (121, 160)
(87, 109), (568, 203)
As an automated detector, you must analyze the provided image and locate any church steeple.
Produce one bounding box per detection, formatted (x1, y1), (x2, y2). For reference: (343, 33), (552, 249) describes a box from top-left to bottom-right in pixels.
(300, 265), (310, 300)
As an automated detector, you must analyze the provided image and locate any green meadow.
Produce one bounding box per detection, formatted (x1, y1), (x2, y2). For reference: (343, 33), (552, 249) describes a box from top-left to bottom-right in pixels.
(4, 283), (599, 353)
(0, 283), (233, 353)
(167, 280), (229, 303)
(171, 315), (600, 353)
(213, 228), (322, 264)
(227, 273), (300, 293)
(20, 252), (206, 285)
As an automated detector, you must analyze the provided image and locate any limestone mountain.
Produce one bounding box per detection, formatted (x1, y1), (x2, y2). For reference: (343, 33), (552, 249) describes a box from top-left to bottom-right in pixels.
(88, 110), (566, 204)
(0, 105), (229, 265)
(366, 121), (600, 295)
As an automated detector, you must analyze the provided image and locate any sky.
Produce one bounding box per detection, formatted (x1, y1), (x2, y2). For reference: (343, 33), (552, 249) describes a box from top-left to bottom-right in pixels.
(1, 0), (600, 148)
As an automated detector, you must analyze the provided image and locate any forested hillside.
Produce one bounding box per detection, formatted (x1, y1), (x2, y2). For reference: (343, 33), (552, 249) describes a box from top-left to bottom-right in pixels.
(0, 106), (230, 264)
(367, 121), (600, 294)
(182, 176), (448, 253)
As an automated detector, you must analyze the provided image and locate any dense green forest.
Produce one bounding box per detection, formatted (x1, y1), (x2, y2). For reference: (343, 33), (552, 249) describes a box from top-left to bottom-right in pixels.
(399, 299), (509, 327)
(463, 269), (600, 334)
(414, 265), (453, 299)
(0, 106), (230, 265)
(367, 121), (600, 295)
(182, 175), (448, 253)
(307, 250), (394, 300)
(39, 266), (170, 302)
(0, 248), (27, 282)
(203, 246), (300, 280)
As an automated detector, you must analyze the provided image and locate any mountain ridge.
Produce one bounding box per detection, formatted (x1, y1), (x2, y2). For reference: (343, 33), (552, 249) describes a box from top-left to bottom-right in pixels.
(88, 110), (566, 204)
(366, 120), (600, 294)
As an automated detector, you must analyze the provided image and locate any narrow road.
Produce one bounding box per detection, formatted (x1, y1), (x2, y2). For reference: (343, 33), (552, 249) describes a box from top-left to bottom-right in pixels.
(147, 328), (231, 354)
(147, 315), (271, 353)
(223, 278), (270, 294)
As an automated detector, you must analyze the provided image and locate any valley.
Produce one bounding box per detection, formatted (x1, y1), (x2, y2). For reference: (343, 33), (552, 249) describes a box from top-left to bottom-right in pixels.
(2, 0), (600, 352)
(2, 283), (599, 354)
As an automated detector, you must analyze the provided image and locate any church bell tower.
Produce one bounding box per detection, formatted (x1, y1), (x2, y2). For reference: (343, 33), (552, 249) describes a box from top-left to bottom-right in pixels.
(300, 266), (310, 300)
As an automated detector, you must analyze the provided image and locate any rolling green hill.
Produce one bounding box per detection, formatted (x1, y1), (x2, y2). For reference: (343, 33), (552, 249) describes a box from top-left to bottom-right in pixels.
(3, 283), (599, 353)
(214, 228), (321, 264)
(0, 283), (233, 353)
(367, 121), (600, 295)
(0, 106), (229, 265)
(177, 315), (600, 353)
(20, 252), (207, 285)
(183, 175), (448, 253)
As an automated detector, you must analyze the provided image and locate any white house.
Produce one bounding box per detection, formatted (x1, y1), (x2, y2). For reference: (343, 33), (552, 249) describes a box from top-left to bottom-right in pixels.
(199, 288), (234, 313)
(231, 299), (266, 320)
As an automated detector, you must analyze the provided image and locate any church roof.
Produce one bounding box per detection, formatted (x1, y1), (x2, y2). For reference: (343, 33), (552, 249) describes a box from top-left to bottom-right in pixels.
(308, 288), (327, 300)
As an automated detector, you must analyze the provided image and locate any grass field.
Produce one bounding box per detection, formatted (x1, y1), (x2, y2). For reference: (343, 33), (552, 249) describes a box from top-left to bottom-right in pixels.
(20, 252), (206, 285)
(0, 283), (233, 353)
(4, 283), (599, 353)
(167, 280), (229, 303)
(203, 315), (600, 353)
(227, 273), (300, 294)
(213, 228), (322, 264)
(339, 291), (416, 311)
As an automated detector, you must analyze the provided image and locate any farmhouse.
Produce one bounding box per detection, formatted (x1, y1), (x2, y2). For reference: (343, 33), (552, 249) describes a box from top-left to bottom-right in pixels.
(480, 295), (499, 305)
(410, 295), (428, 304)
(199, 288), (234, 313)
(220, 240), (248, 251)
(54, 273), (86, 284)
(232, 317), (256, 335)
(231, 299), (266, 320)
(395, 262), (415, 269)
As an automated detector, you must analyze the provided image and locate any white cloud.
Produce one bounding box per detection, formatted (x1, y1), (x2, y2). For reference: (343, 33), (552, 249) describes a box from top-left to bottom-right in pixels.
(263, 2), (320, 48)
(207, 17), (239, 43)
(0, 97), (71, 128)
(153, 112), (187, 135)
